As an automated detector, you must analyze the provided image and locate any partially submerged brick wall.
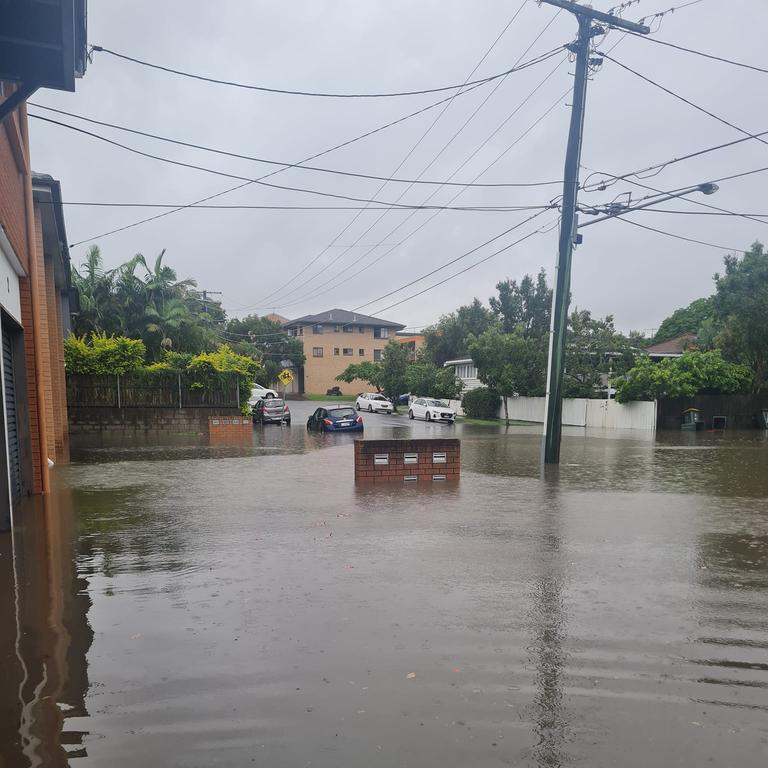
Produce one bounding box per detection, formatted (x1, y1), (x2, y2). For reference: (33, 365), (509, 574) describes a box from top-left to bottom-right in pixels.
(354, 438), (460, 484)
(69, 407), (242, 438)
(208, 415), (253, 443)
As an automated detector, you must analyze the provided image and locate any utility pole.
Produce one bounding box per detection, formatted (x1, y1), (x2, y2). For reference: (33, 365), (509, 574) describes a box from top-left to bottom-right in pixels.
(200, 289), (222, 314)
(540, 0), (649, 464)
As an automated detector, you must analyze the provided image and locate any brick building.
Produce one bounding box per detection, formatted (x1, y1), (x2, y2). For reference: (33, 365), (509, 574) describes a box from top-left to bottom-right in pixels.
(0, 0), (87, 528)
(283, 309), (405, 395)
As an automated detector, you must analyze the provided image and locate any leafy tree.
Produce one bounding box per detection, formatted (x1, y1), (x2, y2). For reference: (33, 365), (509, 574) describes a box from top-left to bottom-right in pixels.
(335, 361), (383, 391)
(422, 299), (495, 364)
(467, 327), (546, 424)
(490, 269), (552, 337)
(614, 351), (751, 403)
(564, 309), (636, 398)
(224, 314), (304, 385)
(714, 242), (768, 391)
(404, 361), (462, 400)
(186, 344), (261, 413)
(461, 387), (501, 419)
(379, 339), (411, 403)
(654, 296), (717, 345)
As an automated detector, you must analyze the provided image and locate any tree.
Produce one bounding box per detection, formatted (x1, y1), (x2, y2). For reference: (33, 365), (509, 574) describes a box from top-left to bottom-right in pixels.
(564, 309), (637, 398)
(378, 339), (411, 403)
(654, 296), (717, 344)
(614, 351), (752, 403)
(490, 269), (551, 337)
(404, 360), (462, 400)
(467, 326), (546, 424)
(714, 241), (768, 391)
(336, 361), (383, 391)
(422, 299), (495, 364)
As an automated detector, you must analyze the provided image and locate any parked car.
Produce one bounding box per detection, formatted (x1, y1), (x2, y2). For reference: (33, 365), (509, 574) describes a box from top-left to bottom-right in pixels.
(307, 406), (363, 433)
(397, 392), (411, 405)
(249, 383), (278, 404)
(355, 393), (394, 414)
(253, 398), (291, 425)
(408, 397), (456, 423)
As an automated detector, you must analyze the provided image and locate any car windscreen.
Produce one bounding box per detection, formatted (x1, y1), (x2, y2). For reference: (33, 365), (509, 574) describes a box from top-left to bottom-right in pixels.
(371, 395), (388, 401)
(329, 408), (356, 419)
(426, 399), (448, 407)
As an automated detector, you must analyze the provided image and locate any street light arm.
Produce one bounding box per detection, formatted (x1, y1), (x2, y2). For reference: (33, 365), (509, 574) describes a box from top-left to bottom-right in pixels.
(577, 183), (719, 228)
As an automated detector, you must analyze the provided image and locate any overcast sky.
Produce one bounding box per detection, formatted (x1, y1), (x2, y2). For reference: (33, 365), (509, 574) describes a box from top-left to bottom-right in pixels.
(28, 0), (768, 334)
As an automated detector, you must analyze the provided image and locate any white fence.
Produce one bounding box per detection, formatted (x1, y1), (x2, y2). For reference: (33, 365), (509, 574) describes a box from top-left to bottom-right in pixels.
(499, 396), (657, 430)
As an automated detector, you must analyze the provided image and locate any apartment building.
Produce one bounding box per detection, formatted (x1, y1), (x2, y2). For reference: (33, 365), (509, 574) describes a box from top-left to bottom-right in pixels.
(283, 309), (405, 395)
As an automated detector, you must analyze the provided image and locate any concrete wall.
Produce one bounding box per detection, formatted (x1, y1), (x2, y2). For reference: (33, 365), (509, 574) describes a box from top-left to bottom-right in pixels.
(69, 407), (243, 439)
(499, 396), (657, 430)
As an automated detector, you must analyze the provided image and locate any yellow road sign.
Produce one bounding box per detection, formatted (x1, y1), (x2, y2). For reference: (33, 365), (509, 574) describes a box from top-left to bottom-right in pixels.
(278, 369), (294, 386)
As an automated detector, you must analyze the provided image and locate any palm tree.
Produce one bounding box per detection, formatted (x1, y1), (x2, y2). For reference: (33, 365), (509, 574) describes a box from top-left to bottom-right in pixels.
(71, 246), (117, 334)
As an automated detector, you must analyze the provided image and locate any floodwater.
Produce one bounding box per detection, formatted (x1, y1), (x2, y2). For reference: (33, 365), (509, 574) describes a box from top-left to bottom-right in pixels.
(1, 403), (767, 767)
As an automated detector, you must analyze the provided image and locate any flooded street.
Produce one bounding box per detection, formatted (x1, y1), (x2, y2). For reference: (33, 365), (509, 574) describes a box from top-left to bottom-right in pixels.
(2, 404), (768, 767)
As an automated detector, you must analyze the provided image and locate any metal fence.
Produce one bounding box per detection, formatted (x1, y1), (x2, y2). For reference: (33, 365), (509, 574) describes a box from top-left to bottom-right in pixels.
(67, 374), (240, 409)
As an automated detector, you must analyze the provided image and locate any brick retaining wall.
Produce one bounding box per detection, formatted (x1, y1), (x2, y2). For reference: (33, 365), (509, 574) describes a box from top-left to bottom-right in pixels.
(354, 438), (460, 484)
(68, 407), (243, 438)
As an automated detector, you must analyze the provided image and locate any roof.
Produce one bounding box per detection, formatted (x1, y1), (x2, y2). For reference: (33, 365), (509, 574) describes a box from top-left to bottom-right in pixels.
(443, 358), (474, 367)
(283, 309), (404, 330)
(264, 312), (288, 325)
(31, 173), (71, 288)
(646, 334), (697, 357)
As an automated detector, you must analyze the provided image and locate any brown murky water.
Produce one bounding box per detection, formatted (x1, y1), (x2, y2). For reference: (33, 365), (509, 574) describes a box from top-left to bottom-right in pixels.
(2, 407), (767, 767)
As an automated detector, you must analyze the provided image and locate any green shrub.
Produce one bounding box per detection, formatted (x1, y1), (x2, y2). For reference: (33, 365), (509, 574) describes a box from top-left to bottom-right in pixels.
(461, 387), (501, 419)
(187, 344), (261, 414)
(64, 333), (146, 375)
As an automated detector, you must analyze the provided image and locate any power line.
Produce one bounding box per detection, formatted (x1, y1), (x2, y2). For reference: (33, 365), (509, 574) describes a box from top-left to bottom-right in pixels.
(90, 43), (550, 99)
(29, 113), (556, 212)
(242, 1), (544, 310)
(624, 31), (768, 75)
(356, 220), (555, 318)
(599, 51), (768, 149)
(248, 10), (568, 311)
(627, 208), (768, 218)
(38, 199), (556, 213)
(28, 101), (563, 190)
(611, 216), (744, 252)
(63, 67), (515, 248)
(274, 81), (571, 312)
(581, 129), (768, 192)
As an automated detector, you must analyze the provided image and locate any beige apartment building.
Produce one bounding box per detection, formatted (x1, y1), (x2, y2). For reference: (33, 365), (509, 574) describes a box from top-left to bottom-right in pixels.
(283, 309), (405, 395)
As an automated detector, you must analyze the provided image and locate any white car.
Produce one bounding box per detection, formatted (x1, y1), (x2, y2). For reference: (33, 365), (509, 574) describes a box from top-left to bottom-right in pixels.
(356, 393), (394, 414)
(408, 397), (456, 423)
(248, 383), (279, 404)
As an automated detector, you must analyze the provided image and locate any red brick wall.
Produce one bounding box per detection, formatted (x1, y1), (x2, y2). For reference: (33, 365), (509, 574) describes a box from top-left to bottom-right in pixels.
(208, 416), (253, 443)
(0, 87), (28, 265)
(354, 438), (460, 484)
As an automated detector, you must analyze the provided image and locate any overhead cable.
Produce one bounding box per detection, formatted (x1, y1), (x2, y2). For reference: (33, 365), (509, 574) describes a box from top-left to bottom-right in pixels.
(29, 113), (556, 212)
(27, 102), (561, 190)
(88, 43), (558, 98)
(624, 31), (768, 75)
(612, 217), (744, 252)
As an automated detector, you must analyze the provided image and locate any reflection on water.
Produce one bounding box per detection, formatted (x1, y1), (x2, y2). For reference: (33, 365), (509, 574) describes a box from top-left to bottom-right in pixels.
(1, 420), (768, 767)
(0, 488), (92, 766)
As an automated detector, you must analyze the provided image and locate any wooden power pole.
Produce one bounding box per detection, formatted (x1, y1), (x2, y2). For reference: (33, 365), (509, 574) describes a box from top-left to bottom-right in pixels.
(540, 0), (649, 464)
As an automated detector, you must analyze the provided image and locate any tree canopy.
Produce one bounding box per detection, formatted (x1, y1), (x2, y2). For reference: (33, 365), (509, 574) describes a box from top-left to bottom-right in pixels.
(654, 296), (717, 345)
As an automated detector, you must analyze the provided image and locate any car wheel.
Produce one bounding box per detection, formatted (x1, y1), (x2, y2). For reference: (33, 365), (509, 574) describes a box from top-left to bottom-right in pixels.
(426, 412), (432, 422)
(368, 405), (373, 413)
(408, 410), (414, 420)
(356, 404), (360, 411)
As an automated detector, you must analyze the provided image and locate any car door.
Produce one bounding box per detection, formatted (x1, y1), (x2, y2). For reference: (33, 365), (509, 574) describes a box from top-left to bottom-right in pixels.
(309, 408), (321, 430)
(316, 408), (327, 430)
(412, 398), (425, 419)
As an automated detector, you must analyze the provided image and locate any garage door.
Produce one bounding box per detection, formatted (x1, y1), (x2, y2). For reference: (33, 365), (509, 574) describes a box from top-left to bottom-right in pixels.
(2, 329), (21, 500)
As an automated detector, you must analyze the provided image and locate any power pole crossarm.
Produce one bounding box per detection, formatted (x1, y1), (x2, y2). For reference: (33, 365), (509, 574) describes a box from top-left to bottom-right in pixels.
(539, 0), (650, 34)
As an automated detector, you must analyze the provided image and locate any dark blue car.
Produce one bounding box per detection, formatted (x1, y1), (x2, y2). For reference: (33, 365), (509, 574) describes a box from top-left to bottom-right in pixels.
(307, 406), (364, 433)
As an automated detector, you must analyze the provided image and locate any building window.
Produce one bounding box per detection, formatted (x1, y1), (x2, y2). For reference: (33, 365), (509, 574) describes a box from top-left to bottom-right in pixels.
(373, 349), (382, 362)
(334, 348), (340, 356)
(344, 325), (354, 333)
(312, 324), (324, 334)
(374, 327), (389, 339)
(334, 324), (342, 333)
(358, 348), (365, 356)
(358, 326), (365, 334)
(343, 348), (353, 356)
(312, 347), (323, 358)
